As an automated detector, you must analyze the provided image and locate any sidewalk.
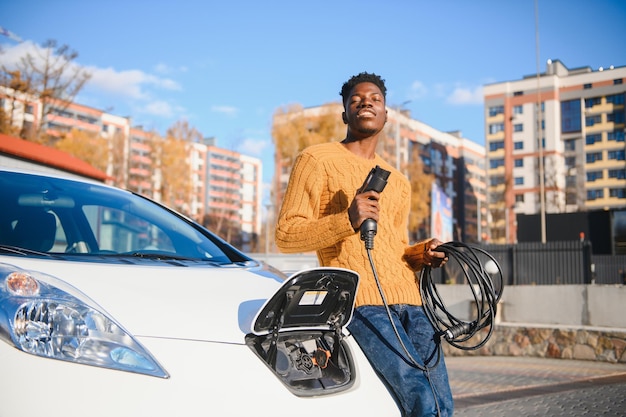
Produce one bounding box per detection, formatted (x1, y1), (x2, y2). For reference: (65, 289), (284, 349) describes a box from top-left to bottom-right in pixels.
(446, 356), (626, 416)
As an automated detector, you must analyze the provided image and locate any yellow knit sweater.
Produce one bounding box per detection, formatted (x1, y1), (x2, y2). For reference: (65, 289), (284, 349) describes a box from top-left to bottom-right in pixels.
(275, 141), (425, 307)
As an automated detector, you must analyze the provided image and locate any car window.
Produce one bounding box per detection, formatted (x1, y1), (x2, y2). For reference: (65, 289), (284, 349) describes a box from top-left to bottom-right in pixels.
(0, 171), (246, 264)
(82, 205), (175, 254)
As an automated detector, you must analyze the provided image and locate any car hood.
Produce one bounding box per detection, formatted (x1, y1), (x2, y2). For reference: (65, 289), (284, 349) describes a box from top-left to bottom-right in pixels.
(0, 256), (285, 344)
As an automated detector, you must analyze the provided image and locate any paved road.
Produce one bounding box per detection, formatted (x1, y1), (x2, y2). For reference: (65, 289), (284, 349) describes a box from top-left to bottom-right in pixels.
(446, 356), (626, 416)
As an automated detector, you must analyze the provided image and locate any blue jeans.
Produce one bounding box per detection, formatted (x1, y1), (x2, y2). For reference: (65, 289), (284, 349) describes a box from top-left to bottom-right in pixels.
(348, 305), (454, 417)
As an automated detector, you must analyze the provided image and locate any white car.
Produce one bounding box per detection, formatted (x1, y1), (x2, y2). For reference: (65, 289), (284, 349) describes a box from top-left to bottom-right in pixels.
(0, 168), (398, 417)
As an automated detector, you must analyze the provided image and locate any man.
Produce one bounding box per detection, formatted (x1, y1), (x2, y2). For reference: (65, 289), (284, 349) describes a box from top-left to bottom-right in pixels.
(275, 72), (453, 416)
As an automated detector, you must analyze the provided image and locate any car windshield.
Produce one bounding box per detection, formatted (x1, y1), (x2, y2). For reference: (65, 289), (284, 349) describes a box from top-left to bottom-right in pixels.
(0, 171), (248, 264)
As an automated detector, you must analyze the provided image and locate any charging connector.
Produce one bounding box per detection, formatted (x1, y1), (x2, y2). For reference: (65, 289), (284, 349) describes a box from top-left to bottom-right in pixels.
(358, 166), (390, 250)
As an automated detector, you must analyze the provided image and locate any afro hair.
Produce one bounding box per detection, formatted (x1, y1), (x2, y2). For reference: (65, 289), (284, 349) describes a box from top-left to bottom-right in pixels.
(340, 72), (387, 106)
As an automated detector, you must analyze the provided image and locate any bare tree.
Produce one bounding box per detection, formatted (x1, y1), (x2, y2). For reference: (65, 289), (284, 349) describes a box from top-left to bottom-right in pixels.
(151, 121), (193, 214)
(2, 39), (92, 143)
(166, 119), (203, 143)
(108, 130), (129, 189)
(55, 128), (108, 172)
(405, 145), (434, 242)
(0, 70), (32, 136)
(272, 102), (344, 208)
(542, 155), (566, 212)
(272, 102), (344, 167)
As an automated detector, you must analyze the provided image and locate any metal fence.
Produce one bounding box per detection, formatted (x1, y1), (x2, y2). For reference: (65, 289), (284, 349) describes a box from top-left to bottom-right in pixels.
(252, 241), (626, 286)
(469, 241), (626, 285)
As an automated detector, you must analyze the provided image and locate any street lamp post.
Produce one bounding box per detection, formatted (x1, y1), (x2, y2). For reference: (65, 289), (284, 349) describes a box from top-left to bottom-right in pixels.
(535, 0), (547, 243)
(264, 203), (273, 256)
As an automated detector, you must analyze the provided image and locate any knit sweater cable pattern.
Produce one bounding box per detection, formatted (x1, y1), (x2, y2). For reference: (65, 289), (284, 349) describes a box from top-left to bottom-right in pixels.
(275, 142), (423, 307)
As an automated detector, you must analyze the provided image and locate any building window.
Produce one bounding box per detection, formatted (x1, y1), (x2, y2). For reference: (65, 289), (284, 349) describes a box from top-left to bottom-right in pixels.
(515, 194), (524, 203)
(513, 123), (523, 132)
(585, 97), (601, 108)
(514, 158), (524, 167)
(586, 171), (603, 182)
(583, 83), (592, 89)
(488, 123), (504, 134)
(610, 188), (626, 198)
(513, 105), (523, 115)
(586, 152), (602, 163)
(488, 105), (504, 117)
(489, 140), (504, 152)
(608, 150), (625, 160)
(565, 156), (576, 168)
(513, 91), (524, 96)
(608, 131), (625, 142)
(564, 139), (576, 151)
(608, 169), (626, 179)
(561, 99), (581, 133)
(489, 158), (504, 169)
(608, 112), (625, 124)
(614, 78), (623, 85)
(587, 189), (603, 200)
(606, 93), (624, 105)
(585, 115), (602, 126)
(490, 176), (504, 186)
(585, 134), (602, 145)
(514, 177), (524, 185)
(514, 141), (524, 150)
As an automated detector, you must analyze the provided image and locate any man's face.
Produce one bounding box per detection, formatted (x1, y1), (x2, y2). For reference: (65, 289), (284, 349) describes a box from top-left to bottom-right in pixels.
(343, 82), (387, 138)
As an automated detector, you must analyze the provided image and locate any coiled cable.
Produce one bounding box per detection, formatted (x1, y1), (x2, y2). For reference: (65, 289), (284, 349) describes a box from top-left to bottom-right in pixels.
(366, 239), (502, 417)
(419, 241), (504, 350)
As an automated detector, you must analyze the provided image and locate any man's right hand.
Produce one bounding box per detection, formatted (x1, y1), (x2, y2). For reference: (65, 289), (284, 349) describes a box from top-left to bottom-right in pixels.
(349, 190), (380, 231)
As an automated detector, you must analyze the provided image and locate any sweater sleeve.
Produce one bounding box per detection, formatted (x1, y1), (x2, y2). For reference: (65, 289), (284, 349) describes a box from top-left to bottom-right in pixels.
(275, 152), (355, 253)
(402, 238), (435, 272)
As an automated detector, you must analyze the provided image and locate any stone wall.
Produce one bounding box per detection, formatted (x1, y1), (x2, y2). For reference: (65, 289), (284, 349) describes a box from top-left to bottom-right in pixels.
(441, 324), (626, 363)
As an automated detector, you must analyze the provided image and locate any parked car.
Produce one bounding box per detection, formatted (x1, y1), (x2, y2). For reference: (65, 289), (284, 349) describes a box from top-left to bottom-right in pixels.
(0, 168), (398, 417)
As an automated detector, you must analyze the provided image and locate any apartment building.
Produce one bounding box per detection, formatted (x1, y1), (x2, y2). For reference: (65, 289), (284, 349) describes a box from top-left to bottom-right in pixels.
(398, 113), (487, 243)
(0, 86), (264, 246)
(272, 105), (487, 243)
(240, 154), (263, 251)
(484, 60), (626, 243)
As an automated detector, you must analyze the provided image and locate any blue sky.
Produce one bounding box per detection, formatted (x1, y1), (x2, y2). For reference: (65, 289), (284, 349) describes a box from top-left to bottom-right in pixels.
(2, 0), (625, 198)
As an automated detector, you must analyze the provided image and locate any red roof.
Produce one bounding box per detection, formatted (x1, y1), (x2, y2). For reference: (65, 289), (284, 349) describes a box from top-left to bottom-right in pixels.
(0, 133), (109, 181)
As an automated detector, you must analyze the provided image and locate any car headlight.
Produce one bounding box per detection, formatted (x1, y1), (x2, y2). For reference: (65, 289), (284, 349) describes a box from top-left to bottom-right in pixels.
(0, 265), (169, 378)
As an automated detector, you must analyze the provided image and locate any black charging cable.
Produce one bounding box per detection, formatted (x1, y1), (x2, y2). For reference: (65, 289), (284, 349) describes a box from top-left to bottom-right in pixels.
(364, 242), (443, 417)
(363, 236), (504, 417)
(419, 241), (504, 350)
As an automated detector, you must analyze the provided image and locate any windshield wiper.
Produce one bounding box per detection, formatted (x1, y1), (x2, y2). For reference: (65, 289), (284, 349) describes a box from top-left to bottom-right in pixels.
(122, 251), (198, 261)
(0, 245), (53, 257)
(96, 250), (233, 266)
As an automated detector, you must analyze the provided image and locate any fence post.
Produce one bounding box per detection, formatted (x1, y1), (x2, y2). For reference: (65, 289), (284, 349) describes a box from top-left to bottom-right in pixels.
(508, 244), (516, 286)
(582, 240), (593, 284)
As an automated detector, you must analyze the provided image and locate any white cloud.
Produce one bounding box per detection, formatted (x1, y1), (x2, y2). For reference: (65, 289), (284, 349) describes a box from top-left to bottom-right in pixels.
(0, 40), (40, 65)
(0, 41), (181, 101)
(446, 85), (484, 105)
(210, 105), (238, 116)
(237, 137), (270, 156)
(154, 62), (188, 74)
(87, 66), (181, 99)
(87, 67), (149, 99)
(408, 80), (428, 100)
(141, 100), (176, 118)
(405, 78), (484, 106)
